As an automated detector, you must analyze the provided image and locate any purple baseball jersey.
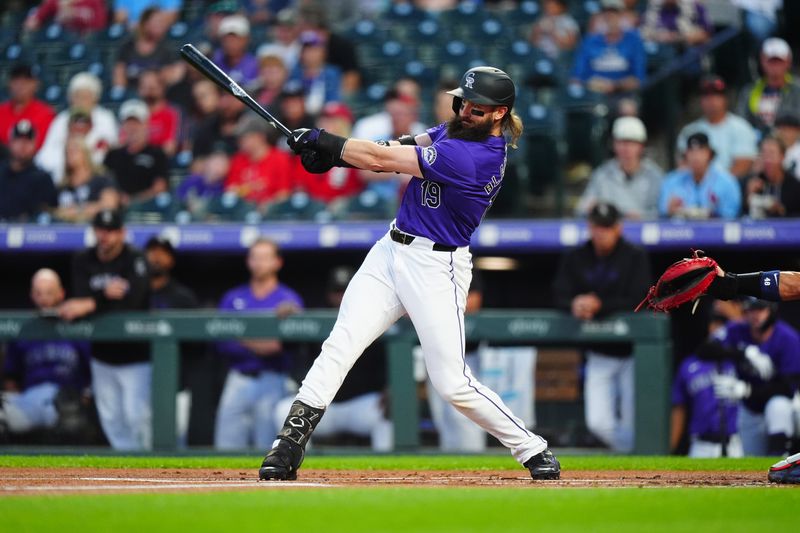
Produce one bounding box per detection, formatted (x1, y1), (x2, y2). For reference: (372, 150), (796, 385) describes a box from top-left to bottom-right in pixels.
(715, 320), (800, 383)
(4, 340), (91, 391)
(672, 355), (738, 437)
(216, 283), (303, 374)
(395, 123), (507, 247)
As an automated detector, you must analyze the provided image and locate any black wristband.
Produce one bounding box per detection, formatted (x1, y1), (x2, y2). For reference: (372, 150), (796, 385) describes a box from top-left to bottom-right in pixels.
(318, 130), (348, 159)
(397, 134), (417, 146)
(734, 272), (764, 299)
(707, 271), (762, 300)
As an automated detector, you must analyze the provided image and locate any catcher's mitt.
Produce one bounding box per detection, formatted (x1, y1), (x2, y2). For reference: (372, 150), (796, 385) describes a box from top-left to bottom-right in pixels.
(635, 250), (718, 312)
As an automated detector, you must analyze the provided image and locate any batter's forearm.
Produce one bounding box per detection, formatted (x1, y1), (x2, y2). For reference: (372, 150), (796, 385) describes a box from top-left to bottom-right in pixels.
(780, 271), (800, 301)
(342, 140), (420, 176)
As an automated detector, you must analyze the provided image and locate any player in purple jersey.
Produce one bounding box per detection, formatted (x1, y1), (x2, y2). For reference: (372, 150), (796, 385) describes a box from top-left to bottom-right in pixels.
(214, 237), (304, 450)
(710, 297), (800, 456)
(1, 269), (90, 435)
(259, 67), (560, 481)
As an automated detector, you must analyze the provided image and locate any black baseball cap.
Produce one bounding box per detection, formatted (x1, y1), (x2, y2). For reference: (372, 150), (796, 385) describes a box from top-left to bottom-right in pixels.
(10, 119), (36, 140)
(145, 235), (176, 257)
(327, 266), (355, 293)
(686, 132), (712, 151)
(10, 64), (35, 79)
(92, 209), (124, 230)
(775, 113), (800, 129)
(588, 202), (622, 227)
(740, 296), (776, 311)
(699, 75), (726, 95)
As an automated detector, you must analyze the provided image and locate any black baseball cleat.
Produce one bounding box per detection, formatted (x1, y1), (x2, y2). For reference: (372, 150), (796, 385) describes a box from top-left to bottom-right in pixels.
(258, 438), (305, 481)
(524, 449), (561, 480)
(767, 452), (800, 484)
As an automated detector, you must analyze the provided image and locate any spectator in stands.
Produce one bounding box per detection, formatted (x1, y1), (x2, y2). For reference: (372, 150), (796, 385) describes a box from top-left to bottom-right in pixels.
(676, 75), (758, 179)
(744, 135), (800, 218)
(274, 82), (316, 152)
(213, 14), (259, 86)
(0, 121), (57, 222)
(104, 99), (169, 207)
(660, 132), (742, 219)
(553, 202), (652, 453)
(225, 115), (292, 208)
(24, 0), (107, 34)
(113, 7), (175, 92)
(114, 0), (181, 27)
(775, 113), (800, 179)
(576, 116), (664, 219)
(589, 0), (641, 33)
(264, 8), (303, 69)
(571, 0), (647, 97)
(192, 90), (246, 161)
(351, 88), (428, 203)
(433, 80), (459, 125)
(176, 143), (229, 215)
(288, 30), (341, 116)
(298, 3), (361, 95)
(137, 69), (180, 157)
(37, 72), (118, 184)
(528, 0), (580, 60)
(53, 135), (119, 223)
(292, 102), (364, 206)
(736, 38), (800, 136)
(0, 64), (55, 151)
(1, 269), (91, 436)
(58, 209), (151, 450)
(641, 0), (712, 47)
(214, 237), (303, 449)
(731, 0), (781, 45)
(251, 52), (290, 108)
(273, 265), (392, 450)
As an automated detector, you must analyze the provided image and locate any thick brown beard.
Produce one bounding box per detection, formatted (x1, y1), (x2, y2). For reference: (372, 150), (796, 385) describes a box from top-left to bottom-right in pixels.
(446, 116), (494, 142)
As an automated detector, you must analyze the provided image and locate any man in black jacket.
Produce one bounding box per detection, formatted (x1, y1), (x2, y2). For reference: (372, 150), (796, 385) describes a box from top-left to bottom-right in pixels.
(0, 120), (56, 222)
(58, 209), (151, 450)
(553, 202), (652, 452)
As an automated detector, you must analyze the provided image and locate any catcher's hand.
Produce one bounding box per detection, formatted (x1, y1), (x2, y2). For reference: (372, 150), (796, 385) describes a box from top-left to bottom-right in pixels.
(635, 250), (718, 312)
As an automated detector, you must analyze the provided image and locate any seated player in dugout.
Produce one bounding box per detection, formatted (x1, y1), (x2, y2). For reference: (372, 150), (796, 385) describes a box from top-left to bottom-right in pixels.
(259, 66), (561, 482)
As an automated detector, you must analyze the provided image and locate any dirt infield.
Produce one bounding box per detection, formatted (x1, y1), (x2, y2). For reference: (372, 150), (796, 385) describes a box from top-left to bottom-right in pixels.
(0, 468), (772, 494)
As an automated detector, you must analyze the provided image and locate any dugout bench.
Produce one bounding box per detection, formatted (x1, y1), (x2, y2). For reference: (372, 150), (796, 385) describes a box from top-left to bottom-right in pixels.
(0, 311), (671, 454)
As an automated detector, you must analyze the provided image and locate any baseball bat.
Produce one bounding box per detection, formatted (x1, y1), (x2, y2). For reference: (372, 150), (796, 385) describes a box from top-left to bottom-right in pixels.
(179, 43), (292, 138)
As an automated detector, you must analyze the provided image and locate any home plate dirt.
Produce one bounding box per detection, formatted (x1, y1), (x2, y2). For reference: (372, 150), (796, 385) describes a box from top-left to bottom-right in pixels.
(0, 468), (770, 495)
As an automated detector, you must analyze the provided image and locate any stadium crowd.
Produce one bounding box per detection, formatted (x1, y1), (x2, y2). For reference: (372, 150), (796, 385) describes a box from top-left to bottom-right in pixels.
(0, 0), (799, 456)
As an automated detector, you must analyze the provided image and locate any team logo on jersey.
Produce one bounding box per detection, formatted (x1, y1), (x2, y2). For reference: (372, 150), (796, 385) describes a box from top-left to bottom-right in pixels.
(465, 72), (475, 89)
(422, 146), (437, 165)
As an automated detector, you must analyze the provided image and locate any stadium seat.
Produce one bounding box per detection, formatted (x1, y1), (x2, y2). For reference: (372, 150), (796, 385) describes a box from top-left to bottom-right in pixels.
(203, 192), (262, 223)
(263, 193), (329, 222)
(335, 190), (393, 220)
(125, 193), (181, 224)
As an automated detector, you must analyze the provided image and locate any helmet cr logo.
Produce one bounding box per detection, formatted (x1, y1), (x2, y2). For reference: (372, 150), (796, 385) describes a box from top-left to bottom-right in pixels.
(464, 72), (475, 89)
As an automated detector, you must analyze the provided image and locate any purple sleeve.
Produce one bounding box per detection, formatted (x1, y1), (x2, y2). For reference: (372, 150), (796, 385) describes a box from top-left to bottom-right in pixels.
(3, 343), (23, 380)
(779, 330), (800, 375)
(696, 5), (713, 34)
(414, 140), (476, 186)
(426, 123), (448, 141)
(215, 291), (254, 358)
(671, 363), (688, 406)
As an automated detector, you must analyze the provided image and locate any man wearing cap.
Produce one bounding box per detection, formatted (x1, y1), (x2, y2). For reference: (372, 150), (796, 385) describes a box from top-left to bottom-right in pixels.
(660, 131), (742, 219)
(736, 38), (800, 135)
(256, 8), (301, 74)
(104, 99), (169, 207)
(709, 297), (800, 456)
(58, 209), (152, 450)
(554, 202), (652, 453)
(775, 113), (800, 179)
(676, 75), (757, 179)
(225, 114), (292, 207)
(571, 0), (646, 96)
(576, 116), (664, 219)
(0, 120), (57, 222)
(0, 65), (55, 151)
(297, 3), (361, 95)
(213, 14), (259, 86)
(288, 30), (341, 116)
(36, 72), (119, 184)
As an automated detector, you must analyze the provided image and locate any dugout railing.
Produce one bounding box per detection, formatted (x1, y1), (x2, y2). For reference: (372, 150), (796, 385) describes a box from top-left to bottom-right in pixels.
(0, 311), (671, 454)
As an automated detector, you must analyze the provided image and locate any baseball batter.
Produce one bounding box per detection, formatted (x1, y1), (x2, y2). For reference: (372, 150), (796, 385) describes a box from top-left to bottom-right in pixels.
(259, 67), (560, 481)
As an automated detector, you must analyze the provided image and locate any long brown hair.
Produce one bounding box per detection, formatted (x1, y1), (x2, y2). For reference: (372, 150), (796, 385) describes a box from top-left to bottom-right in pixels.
(502, 111), (524, 149)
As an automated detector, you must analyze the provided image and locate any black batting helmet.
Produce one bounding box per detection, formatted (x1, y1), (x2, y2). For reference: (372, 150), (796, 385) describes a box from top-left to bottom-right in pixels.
(448, 66), (516, 114)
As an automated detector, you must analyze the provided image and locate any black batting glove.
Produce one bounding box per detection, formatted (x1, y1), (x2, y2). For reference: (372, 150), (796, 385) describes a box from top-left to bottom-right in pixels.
(287, 128), (321, 154)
